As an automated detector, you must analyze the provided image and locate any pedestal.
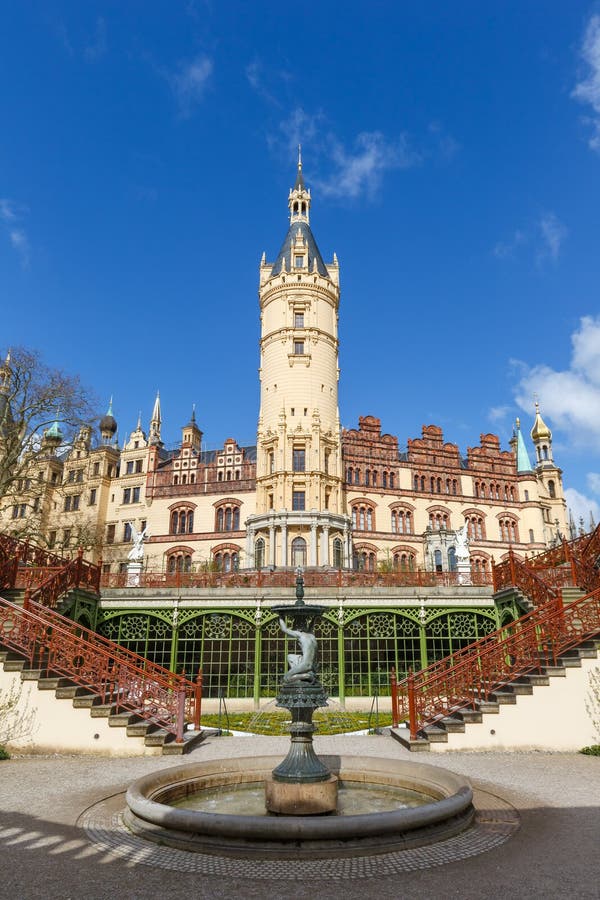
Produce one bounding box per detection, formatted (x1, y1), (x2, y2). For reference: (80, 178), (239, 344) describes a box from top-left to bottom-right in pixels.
(265, 774), (338, 815)
(457, 559), (471, 585)
(126, 561), (142, 587)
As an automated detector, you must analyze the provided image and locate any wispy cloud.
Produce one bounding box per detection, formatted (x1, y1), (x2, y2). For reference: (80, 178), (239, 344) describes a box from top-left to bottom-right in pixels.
(488, 405), (511, 423)
(0, 198), (30, 267)
(84, 17), (107, 62)
(167, 55), (213, 117)
(513, 315), (600, 449)
(245, 59), (287, 107)
(572, 14), (600, 152)
(564, 487), (600, 531)
(493, 213), (566, 264)
(269, 107), (421, 201)
(538, 212), (567, 262)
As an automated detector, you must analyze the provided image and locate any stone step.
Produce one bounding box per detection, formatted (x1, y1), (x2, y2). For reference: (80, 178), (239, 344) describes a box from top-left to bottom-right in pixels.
(55, 684), (95, 700)
(456, 708), (483, 724)
(503, 682), (534, 696)
(143, 728), (170, 747)
(477, 701), (500, 714)
(421, 725), (448, 743)
(440, 716), (465, 733)
(518, 673), (550, 687)
(563, 646), (598, 659)
(541, 666), (566, 677)
(72, 694), (102, 709)
(489, 691), (517, 705)
(89, 704), (118, 718)
(108, 712), (140, 728)
(126, 720), (158, 738)
(20, 668), (44, 681)
(3, 659), (26, 673)
(38, 677), (74, 691)
(162, 730), (206, 755)
(389, 727), (430, 752)
(557, 656), (582, 668)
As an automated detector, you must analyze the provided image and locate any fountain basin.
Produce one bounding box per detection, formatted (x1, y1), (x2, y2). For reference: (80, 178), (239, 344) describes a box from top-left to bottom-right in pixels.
(124, 754), (474, 858)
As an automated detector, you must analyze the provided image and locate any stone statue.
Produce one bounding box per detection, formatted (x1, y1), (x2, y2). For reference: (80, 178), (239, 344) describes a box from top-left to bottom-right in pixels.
(454, 524), (470, 561)
(127, 523), (150, 561)
(279, 617), (318, 684)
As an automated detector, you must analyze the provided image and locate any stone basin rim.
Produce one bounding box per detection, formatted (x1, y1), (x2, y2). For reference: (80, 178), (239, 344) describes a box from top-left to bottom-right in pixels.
(125, 754), (473, 842)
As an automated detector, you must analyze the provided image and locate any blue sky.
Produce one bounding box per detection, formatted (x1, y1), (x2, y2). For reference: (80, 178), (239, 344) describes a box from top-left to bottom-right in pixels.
(2, 2), (600, 525)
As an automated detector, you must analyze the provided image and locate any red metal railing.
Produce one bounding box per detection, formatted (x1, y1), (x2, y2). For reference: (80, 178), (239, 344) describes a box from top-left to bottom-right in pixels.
(393, 586), (600, 739)
(0, 533), (101, 603)
(101, 567), (494, 590)
(492, 549), (560, 605)
(0, 595), (201, 739)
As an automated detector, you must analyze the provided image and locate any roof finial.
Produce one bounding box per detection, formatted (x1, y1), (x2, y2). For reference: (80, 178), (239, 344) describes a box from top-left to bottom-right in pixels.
(298, 143), (302, 169)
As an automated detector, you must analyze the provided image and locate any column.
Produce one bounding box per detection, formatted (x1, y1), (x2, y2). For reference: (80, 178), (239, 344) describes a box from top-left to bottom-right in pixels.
(310, 522), (318, 566)
(246, 525), (255, 569)
(321, 524), (330, 566)
(269, 524), (276, 567)
(281, 522), (288, 566)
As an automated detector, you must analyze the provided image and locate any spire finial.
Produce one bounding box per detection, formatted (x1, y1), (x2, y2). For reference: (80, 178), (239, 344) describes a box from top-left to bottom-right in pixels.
(298, 144), (302, 169)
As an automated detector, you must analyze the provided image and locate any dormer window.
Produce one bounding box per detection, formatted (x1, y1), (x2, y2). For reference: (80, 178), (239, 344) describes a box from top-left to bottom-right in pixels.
(294, 255), (304, 268)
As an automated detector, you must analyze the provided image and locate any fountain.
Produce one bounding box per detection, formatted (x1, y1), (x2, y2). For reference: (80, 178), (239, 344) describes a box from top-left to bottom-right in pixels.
(124, 572), (475, 858)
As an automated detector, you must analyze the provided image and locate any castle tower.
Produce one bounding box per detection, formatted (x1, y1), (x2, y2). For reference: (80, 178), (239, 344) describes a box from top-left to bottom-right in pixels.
(530, 401), (567, 538)
(246, 154), (351, 569)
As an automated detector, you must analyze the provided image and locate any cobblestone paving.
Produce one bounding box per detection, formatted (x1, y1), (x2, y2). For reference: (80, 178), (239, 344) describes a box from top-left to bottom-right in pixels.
(80, 786), (519, 878)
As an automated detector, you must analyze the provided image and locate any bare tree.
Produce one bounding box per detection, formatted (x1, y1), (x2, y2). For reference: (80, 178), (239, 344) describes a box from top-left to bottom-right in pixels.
(0, 347), (97, 511)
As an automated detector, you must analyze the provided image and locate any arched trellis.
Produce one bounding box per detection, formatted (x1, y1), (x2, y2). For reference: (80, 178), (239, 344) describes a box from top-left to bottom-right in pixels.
(95, 604), (500, 705)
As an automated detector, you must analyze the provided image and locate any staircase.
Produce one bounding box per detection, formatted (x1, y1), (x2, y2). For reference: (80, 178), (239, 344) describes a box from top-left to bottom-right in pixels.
(0, 535), (203, 755)
(391, 528), (600, 752)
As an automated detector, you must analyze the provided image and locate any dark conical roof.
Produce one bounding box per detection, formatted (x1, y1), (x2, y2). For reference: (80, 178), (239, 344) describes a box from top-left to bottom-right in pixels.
(271, 220), (328, 277)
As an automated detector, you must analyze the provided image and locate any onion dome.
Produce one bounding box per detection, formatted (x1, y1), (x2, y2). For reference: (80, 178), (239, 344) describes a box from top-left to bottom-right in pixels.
(530, 401), (552, 442)
(100, 397), (118, 441)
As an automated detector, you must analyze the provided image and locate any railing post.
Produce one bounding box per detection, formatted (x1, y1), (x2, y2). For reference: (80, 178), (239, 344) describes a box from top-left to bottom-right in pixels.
(390, 667), (398, 728)
(95, 557), (102, 592)
(407, 668), (418, 740)
(509, 550), (517, 587)
(175, 684), (186, 743)
(194, 668), (203, 731)
(23, 587), (31, 611)
(75, 547), (84, 587)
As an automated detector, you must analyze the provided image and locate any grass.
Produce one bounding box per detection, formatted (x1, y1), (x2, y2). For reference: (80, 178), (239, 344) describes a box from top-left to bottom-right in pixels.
(200, 710), (393, 736)
(580, 745), (600, 756)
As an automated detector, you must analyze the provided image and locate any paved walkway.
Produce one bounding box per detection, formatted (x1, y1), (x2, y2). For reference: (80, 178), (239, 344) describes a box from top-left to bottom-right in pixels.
(0, 733), (599, 899)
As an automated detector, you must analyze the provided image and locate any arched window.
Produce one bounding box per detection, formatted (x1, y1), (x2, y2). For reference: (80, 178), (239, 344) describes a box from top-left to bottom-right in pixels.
(548, 480), (556, 498)
(351, 502), (376, 532)
(499, 517), (519, 543)
(333, 537), (343, 569)
(217, 508), (224, 531)
(167, 549), (192, 573)
(170, 505), (195, 535)
(215, 502), (242, 532)
(434, 549), (443, 572)
(291, 536), (306, 568)
(448, 547), (457, 571)
(255, 537), (265, 569)
(389, 473), (395, 489)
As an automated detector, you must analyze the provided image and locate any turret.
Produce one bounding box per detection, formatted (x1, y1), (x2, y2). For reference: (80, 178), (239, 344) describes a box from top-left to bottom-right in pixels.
(149, 390), (162, 446)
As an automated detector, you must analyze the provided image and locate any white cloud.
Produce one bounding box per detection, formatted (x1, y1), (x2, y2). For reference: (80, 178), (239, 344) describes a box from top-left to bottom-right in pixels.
(587, 472), (600, 494)
(9, 229), (30, 267)
(564, 487), (600, 531)
(572, 14), (600, 151)
(538, 212), (567, 262)
(493, 213), (566, 264)
(0, 198), (29, 266)
(514, 316), (600, 449)
(488, 405), (511, 423)
(168, 55), (213, 116)
(318, 131), (420, 199)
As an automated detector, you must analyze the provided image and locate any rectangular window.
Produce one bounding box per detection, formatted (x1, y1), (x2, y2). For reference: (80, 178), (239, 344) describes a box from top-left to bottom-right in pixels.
(63, 529), (71, 546)
(93, 462), (100, 476)
(294, 255), (304, 268)
(132, 486), (141, 503)
(126, 461), (134, 475)
(72, 494), (80, 511)
(48, 531), (56, 549)
(33, 497), (40, 512)
(294, 312), (304, 328)
(268, 494), (274, 510)
(64, 496), (72, 512)
(106, 524), (115, 544)
(19, 504), (26, 518)
(135, 459), (143, 473)
(68, 470), (75, 483)
(294, 341), (304, 355)
(123, 522), (132, 542)
(292, 491), (305, 511)
(292, 447), (305, 472)
(76, 469), (83, 483)
(123, 488), (131, 504)
(89, 488), (97, 506)
(12, 505), (18, 519)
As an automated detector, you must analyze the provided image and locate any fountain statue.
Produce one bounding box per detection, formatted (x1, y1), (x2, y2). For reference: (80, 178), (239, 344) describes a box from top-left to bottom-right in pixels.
(265, 569), (338, 814)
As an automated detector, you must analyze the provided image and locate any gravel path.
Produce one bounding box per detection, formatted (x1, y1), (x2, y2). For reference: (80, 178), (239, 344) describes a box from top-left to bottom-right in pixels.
(1, 734), (599, 899)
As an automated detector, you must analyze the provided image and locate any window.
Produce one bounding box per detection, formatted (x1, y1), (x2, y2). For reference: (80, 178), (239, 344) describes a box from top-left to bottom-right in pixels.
(529, 529), (535, 543)
(391, 509), (413, 534)
(294, 255), (304, 267)
(48, 531), (56, 549)
(294, 312), (304, 328)
(429, 511), (449, 530)
(291, 536), (307, 567)
(106, 524), (115, 544)
(351, 504), (375, 532)
(524, 490), (530, 501)
(123, 488), (131, 504)
(64, 496), (72, 512)
(123, 522), (132, 542)
(333, 537), (343, 569)
(63, 529), (71, 547)
(292, 447), (305, 472)
(93, 462), (100, 476)
(135, 459), (143, 473)
(548, 480), (556, 499)
(434, 549), (443, 572)
(132, 486), (141, 503)
(33, 497), (40, 512)
(11, 505), (18, 519)
(72, 494), (80, 511)
(466, 515), (485, 540)
(499, 517), (519, 543)
(292, 491), (305, 511)
(255, 538), (265, 569)
(215, 503), (241, 532)
(294, 341), (305, 355)
(126, 461), (134, 475)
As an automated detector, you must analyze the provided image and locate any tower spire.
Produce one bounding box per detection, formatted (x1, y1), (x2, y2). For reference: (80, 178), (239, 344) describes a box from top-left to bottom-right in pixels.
(289, 152), (310, 223)
(149, 390), (162, 447)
